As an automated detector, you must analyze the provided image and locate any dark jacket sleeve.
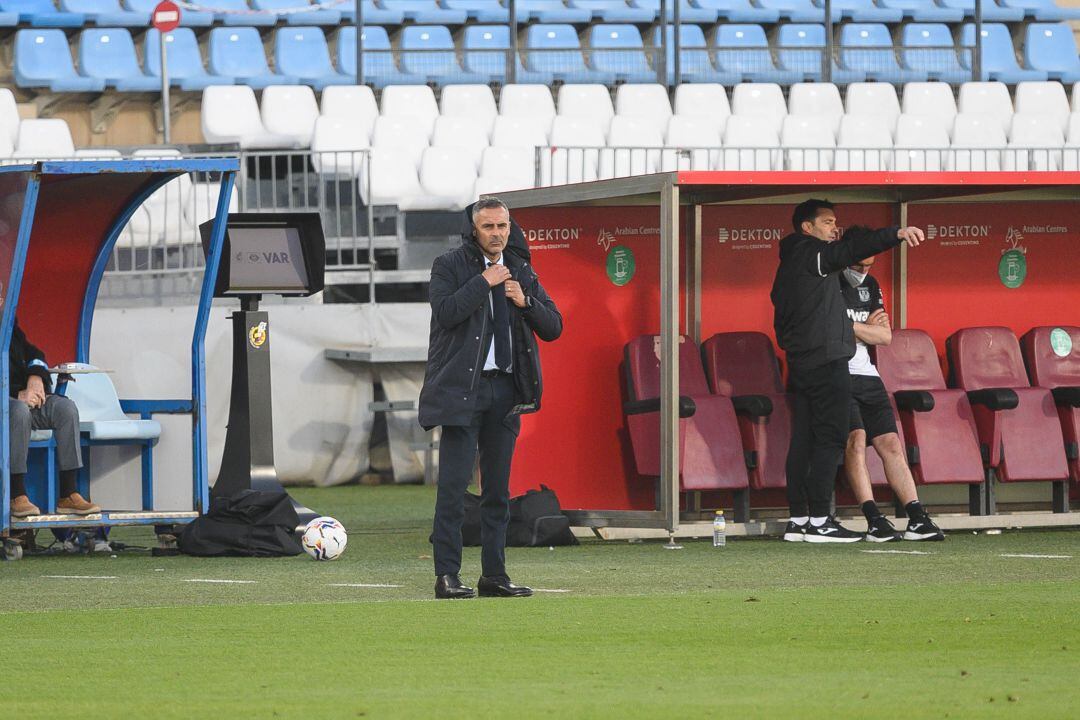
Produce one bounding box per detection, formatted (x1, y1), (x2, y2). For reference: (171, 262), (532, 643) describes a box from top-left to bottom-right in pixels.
(522, 277), (563, 342)
(429, 254), (490, 330)
(811, 225), (902, 276)
(13, 320), (53, 393)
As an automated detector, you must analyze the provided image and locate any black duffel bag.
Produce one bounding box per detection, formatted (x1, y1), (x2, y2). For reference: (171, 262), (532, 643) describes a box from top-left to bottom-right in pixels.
(178, 490), (303, 557)
(432, 485), (578, 547)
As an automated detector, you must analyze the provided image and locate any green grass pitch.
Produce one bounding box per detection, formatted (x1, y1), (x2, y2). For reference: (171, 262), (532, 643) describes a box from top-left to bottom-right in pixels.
(1, 485), (1078, 719)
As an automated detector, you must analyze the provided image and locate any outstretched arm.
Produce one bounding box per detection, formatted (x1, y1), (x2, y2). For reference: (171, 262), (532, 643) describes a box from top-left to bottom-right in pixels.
(814, 225), (923, 276)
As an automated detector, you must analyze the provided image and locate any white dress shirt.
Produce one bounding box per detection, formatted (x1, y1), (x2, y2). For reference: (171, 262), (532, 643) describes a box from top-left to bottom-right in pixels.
(484, 255), (512, 372)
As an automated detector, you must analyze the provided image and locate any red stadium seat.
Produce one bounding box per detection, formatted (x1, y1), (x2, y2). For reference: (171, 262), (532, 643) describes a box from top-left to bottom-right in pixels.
(947, 326), (1069, 513)
(700, 331), (791, 492)
(623, 334), (750, 519)
(875, 329), (986, 512)
(1021, 326), (1080, 486)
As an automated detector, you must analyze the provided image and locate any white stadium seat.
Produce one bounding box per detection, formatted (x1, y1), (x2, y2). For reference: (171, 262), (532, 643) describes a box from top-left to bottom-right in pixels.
(894, 114), (951, 171)
(601, 116), (664, 179)
(320, 85), (379, 142)
(1013, 81), (1070, 134)
(731, 83), (786, 136)
(418, 147), (477, 211)
(12, 118), (75, 159)
(673, 83), (730, 135)
(1063, 112), (1080, 170)
(380, 85), (440, 138)
(835, 115), (894, 171)
(73, 148), (122, 159)
(475, 146), (537, 196)
(201, 86), (296, 149)
(615, 83), (673, 137)
(1005, 113), (1064, 171)
(901, 82), (958, 135)
(845, 82), (901, 139)
(499, 84), (556, 122)
(665, 116), (722, 171)
(260, 85), (320, 148)
(360, 146), (424, 207)
(781, 115), (835, 171)
(431, 115), (490, 171)
(311, 116), (370, 178)
(788, 83), (844, 136)
(949, 113), (1006, 171)
(490, 115), (550, 147)
(441, 84), (498, 136)
(187, 181), (239, 228)
(957, 82), (1014, 134)
(720, 115), (780, 171)
(557, 84), (615, 133)
(0, 88), (20, 147)
(543, 115), (605, 185)
(371, 115), (430, 169)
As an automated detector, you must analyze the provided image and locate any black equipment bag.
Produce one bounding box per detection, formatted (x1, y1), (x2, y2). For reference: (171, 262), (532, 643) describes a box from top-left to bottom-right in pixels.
(178, 490), (303, 557)
(432, 485), (577, 547)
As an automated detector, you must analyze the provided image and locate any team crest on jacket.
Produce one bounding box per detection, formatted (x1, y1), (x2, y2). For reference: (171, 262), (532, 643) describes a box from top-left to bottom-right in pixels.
(248, 322), (268, 349)
(858, 287), (871, 303)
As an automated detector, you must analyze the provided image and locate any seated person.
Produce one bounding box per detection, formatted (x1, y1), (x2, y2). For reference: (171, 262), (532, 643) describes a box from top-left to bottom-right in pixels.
(8, 318), (99, 517)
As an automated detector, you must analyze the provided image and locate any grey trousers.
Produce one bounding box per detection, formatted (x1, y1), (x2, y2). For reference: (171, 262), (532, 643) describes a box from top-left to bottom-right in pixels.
(9, 395), (83, 475)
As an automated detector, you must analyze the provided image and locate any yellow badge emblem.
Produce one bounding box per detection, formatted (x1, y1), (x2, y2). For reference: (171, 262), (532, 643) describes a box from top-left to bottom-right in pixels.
(248, 321), (268, 349)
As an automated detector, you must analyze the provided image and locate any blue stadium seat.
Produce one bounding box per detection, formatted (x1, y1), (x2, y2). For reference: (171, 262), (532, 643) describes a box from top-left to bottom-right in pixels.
(960, 22), (1048, 83)
(209, 27), (300, 88)
(14, 29), (105, 92)
(79, 28), (161, 91)
(442, 0), (509, 22)
(0, 10), (16, 24)
(631, 0), (719, 23)
(938, 0), (1024, 21)
(144, 28), (230, 91)
(817, 0), (902, 22)
(755, 0), (822, 21)
(901, 23), (970, 83)
(337, 25), (428, 87)
(275, 26), (352, 90)
(715, 24), (803, 84)
(1024, 22), (1080, 83)
(775, 23), (865, 83)
(399, 25), (489, 85)
(0, 0), (85, 26)
(462, 24), (553, 84)
(389, 0), (468, 23)
(567, 0), (657, 22)
(588, 24), (657, 83)
(839, 23), (925, 83)
(1001, 0), (1080, 20)
(210, 0), (276, 26)
(524, 23), (616, 84)
(123, 0), (212, 25)
(692, 0), (779, 22)
(60, 0), (146, 25)
(877, 0), (963, 22)
(653, 24), (725, 83)
(340, 0), (405, 23)
(253, 0), (341, 25)
(514, 0), (591, 22)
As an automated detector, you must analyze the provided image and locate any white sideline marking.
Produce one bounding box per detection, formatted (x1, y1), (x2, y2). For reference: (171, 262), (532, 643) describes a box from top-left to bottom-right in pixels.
(328, 583), (403, 588)
(860, 550), (933, 555)
(1000, 553), (1072, 559)
(41, 575), (118, 580)
(183, 578), (257, 584)
(533, 588), (571, 593)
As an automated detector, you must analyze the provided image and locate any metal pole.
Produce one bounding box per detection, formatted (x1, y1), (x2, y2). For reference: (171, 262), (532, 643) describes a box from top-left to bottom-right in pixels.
(672, 0), (680, 90)
(824, 0), (833, 83)
(659, 179), (680, 536)
(973, 0), (982, 82)
(898, 200), (908, 328)
(508, 0), (517, 84)
(686, 203), (701, 342)
(356, 0), (364, 85)
(161, 33), (171, 144)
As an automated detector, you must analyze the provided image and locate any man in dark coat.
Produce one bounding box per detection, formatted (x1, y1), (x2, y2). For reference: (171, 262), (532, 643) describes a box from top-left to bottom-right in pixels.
(8, 318), (98, 518)
(770, 199), (922, 544)
(419, 196), (562, 599)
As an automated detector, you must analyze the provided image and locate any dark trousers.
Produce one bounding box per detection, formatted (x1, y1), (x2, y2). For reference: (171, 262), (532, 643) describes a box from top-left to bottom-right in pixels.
(785, 358), (850, 517)
(432, 373), (518, 578)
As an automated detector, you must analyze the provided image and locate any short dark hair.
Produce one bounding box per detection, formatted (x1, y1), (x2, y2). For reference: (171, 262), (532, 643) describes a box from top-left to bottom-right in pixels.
(792, 199), (835, 233)
(472, 197), (509, 223)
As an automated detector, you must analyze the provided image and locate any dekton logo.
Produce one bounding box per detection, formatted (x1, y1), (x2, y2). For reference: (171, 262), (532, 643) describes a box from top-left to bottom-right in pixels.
(718, 226), (785, 249)
(926, 224), (990, 241)
(718, 228), (730, 243)
(525, 228), (581, 243)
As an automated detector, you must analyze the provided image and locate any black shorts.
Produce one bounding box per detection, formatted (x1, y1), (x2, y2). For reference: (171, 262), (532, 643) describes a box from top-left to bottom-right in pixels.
(848, 374), (898, 441)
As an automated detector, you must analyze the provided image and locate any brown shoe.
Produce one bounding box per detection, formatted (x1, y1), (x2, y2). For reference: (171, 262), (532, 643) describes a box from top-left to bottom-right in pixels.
(57, 493), (100, 516)
(10, 495), (40, 518)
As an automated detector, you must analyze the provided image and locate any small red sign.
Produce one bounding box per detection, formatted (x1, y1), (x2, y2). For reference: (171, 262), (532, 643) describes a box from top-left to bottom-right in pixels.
(151, 0), (181, 33)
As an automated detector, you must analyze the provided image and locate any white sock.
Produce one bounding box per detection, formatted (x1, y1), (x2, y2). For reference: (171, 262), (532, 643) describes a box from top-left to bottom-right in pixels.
(810, 516), (829, 527)
(789, 516), (809, 526)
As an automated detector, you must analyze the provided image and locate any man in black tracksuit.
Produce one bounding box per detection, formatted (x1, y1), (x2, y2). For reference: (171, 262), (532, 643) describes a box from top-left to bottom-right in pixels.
(770, 199), (923, 543)
(419, 197), (562, 599)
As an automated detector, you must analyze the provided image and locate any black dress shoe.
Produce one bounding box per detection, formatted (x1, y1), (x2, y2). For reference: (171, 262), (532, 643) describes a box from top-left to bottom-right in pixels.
(477, 576), (533, 598)
(434, 574), (475, 599)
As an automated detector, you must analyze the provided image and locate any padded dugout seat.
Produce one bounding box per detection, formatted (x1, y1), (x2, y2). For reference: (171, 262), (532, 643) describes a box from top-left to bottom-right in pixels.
(61, 364), (161, 441)
(1021, 326), (1080, 485)
(947, 326), (1069, 513)
(623, 335), (750, 519)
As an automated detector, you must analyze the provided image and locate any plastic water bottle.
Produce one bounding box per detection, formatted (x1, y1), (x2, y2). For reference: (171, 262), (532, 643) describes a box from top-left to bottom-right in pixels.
(712, 510), (726, 548)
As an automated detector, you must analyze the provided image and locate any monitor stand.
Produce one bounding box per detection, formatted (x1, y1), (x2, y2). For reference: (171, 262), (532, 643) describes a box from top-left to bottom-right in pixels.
(212, 295), (317, 526)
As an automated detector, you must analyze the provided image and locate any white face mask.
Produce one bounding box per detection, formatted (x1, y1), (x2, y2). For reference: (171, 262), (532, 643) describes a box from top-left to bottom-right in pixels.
(844, 268), (868, 287)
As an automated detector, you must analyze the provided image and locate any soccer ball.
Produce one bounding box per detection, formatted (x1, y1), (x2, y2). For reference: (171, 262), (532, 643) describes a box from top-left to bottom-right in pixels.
(302, 516), (347, 560)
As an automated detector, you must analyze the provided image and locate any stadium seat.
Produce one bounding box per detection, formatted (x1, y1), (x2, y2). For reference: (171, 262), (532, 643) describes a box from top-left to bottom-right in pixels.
(337, 26), (427, 88)
(513, 0), (592, 22)
(588, 24), (658, 84)
(834, 114), (893, 170)
(960, 23), (1048, 83)
(525, 23), (615, 84)
(664, 116), (721, 170)
(371, 115), (431, 169)
(558, 83), (616, 133)
(79, 28), (160, 92)
(874, 329), (985, 495)
(901, 23), (970, 84)
(253, 0), (341, 25)
(902, 81), (958, 134)
(600, 116), (664, 178)
(441, 84), (498, 136)
(651, 24), (721, 84)
(821, 0), (902, 22)
(12, 118), (75, 159)
(209, 28), (299, 89)
(417, 147), (477, 211)
(462, 25), (553, 84)
(275, 27), (351, 90)
(431, 115), (490, 170)
(0, 89), (19, 148)
(207, 0), (276, 26)
(715, 24), (802, 84)
(877, 0), (963, 22)
(1002, 0), (1080, 19)
(787, 82), (844, 135)
(126, 148), (192, 245)
(475, 146), (537, 195)
(260, 85), (320, 148)
(775, 23), (865, 84)
(544, 115), (605, 185)
(399, 25), (487, 85)
(845, 82), (901, 137)
(391, 0), (467, 24)
(947, 327), (1069, 512)
(567, 0), (656, 22)
(0, 0), (85, 26)
(615, 83), (672, 137)
(622, 335), (751, 514)
(673, 83), (731, 135)
(957, 81), (1014, 133)
(701, 332), (792, 492)
(720, 115), (781, 170)
(490, 115), (550, 147)
(1024, 23), (1080, 83)
(756, 0), (822, 21)
(62, 363), (161, 444)
(61, 0), (145, 26)
(692, 0), (780, 22)
(632, 0), (718, 22)
(1004, 112), (1064, 170)
(14, 29), (106, 92)
(949, 112), (1005, 170)
(730, 82), (786, 136)
(1064, 112), (1080, 169)
(360, 147), (425, 207)
(123, 0), (212, 25)
(1014, 81), (1070, 132)
(781, 115), (835, 170)
(186, 181), (239, 230)
(340, 0), (405, 24)
(442, 0), (509, 22)
(839, 23), (924, 84)
(320, 84), (379, 141)
(311, 115), (370, 178)
(939, 0), (1024, 20)
(144, 29), (228, 91)
(500, 83), (556, 122)
(381, 85), (440, 138)
(201, 85), (299, 149)
(893, 113), (951, 170)
(1021, 326), (1080, 485)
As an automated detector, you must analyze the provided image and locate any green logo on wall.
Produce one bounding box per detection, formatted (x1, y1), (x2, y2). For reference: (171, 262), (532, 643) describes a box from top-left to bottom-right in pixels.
(998, 249), (1026, 289)
(606, 246), (635, 286)
(1050, 328), (1073, 358)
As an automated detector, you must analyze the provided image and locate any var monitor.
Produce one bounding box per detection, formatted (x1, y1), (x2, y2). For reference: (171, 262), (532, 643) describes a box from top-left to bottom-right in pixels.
(200, 212), (325, 298)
